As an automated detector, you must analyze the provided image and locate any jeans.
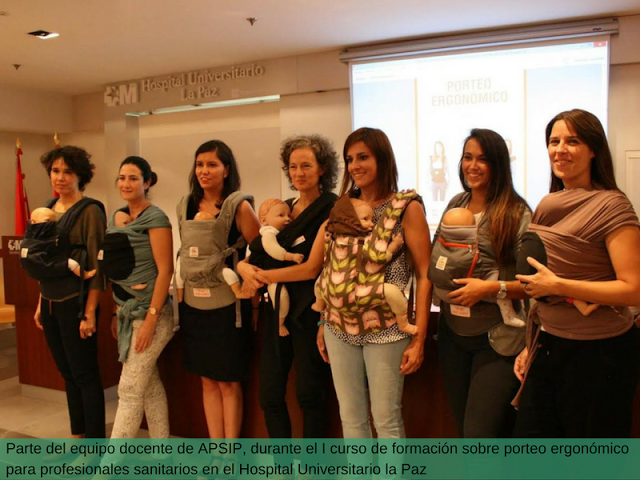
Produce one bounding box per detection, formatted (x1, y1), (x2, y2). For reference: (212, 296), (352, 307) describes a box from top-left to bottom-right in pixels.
(41, 296), (105, 438)
(324, 325), (410, 438)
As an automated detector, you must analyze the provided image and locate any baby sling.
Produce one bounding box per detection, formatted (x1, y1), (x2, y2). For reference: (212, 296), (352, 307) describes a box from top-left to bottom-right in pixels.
(177, 192), (253, 315)
(20, 197), (105, 319)
(318, 190), (417, 336)
(99, 205), (172, 361)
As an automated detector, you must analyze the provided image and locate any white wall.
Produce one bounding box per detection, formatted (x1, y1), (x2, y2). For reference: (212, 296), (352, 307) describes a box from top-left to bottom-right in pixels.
(279, 90), (352, 198)
(609, 63), (640, 202)
(137, 101), (282, 252)
(2, 15), (640, 240)
(0, 84), (72, 134)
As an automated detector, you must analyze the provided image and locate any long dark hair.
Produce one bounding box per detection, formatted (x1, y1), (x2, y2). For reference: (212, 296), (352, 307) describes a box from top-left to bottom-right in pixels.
(340, 127), (398, 200)
(188, 140), (241, 206)
(459, 129), (530, 266)
(545, 109), (618, 192)
(119, 156), (157, 196)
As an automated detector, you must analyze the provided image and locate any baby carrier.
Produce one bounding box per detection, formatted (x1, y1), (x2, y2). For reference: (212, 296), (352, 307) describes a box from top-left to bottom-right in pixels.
(318, 190), (418, 336)
(429, 194), (527, 355)
(99, 206), (173, 361)
(249, 192), (337, 323)
(177, 192), (253, 312)
(428, 223), (494, 302)
(20, 197), (105, 318)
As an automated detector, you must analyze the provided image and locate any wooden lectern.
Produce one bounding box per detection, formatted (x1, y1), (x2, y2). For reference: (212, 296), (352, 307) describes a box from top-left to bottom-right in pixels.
(5, 235), (636, 438)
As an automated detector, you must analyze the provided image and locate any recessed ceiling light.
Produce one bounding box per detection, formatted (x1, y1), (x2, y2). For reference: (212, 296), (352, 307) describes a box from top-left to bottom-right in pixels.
(28, 30), (60, 39)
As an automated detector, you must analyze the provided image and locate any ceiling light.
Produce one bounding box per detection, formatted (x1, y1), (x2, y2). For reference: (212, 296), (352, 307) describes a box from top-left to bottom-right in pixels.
(28, 30), (60, 40)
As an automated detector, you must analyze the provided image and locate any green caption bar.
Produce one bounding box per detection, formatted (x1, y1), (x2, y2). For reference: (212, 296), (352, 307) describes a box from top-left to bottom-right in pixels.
(1, 439), (638, 480)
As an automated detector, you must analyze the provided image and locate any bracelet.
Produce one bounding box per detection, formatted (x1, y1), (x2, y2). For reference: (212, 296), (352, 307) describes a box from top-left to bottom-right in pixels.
(317, 320), (327, 326)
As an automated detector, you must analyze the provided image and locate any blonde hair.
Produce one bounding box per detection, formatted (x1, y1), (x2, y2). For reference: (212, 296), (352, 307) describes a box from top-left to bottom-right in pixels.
(259, 198), (289, 222)
(194, 211), (215, 221)
(31, 207), (56, 223)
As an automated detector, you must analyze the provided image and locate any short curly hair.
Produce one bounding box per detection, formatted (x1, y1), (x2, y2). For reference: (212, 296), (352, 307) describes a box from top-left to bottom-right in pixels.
(40, 146), (95, 192)
(280, 134), (339, 193)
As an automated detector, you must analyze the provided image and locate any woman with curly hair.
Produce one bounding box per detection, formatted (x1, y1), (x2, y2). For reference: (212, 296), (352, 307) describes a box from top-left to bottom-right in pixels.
(246, 128), (431, 438)
(33, 146), (107, 438)
(239, 133), (339, 438)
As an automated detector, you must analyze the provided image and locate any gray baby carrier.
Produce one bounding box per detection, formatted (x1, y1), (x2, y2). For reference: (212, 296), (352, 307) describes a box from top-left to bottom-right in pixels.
(429, 223), (494, 301)
(177, 192), (253, 311)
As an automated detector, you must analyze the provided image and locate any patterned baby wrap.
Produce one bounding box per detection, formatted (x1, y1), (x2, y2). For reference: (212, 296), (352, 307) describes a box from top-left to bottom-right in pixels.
(318, 190), (417, 335)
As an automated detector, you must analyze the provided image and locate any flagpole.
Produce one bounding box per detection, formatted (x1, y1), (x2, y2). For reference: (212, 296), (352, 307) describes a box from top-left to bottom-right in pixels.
(53, 133), (60, 197)
(15, 138), (30, 236)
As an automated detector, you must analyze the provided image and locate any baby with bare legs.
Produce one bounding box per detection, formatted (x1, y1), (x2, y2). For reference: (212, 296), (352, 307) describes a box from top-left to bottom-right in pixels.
(517, 230), (600, 316)
(176, 200), (303, 337)
(312, 198), (418, 335)
(29, 207), (96, 279)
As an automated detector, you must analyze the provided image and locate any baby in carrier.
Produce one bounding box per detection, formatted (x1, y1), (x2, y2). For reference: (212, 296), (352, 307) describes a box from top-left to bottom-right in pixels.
(175, 199), (303, 337)
(433, 207), (525, 327)
(111, 211), (146, 291)
(517, 232), (600, 316)
(312, 198), (418, 335)
(29, 207), (96, 280)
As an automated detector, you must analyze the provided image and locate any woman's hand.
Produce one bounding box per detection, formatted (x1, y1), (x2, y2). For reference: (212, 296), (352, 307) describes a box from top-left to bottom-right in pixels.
(237, 261), (268, 291)
(316, 325), (329, 364)
(34, 307), (43, 331)
(514, 346), (528, 382)
(516, 257), (561, 299)
(79, 311), (97, 339)
(448, 278), (493, 307)
(400, 335), (424, 375)
(110, 314), (118, 340)
(135, 317), (157, 353)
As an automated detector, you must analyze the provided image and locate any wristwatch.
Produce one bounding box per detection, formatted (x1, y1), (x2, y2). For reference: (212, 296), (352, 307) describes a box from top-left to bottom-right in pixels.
(496, 281), (508, 300)
(148, 307), (159, 316)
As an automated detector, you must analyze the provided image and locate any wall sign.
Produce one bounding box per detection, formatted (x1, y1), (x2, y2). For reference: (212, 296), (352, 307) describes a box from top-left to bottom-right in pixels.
(104, 64), (266, 106)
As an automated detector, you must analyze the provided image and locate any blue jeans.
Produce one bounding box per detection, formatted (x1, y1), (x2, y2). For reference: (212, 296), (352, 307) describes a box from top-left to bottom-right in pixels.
(324, 326), (410, 438)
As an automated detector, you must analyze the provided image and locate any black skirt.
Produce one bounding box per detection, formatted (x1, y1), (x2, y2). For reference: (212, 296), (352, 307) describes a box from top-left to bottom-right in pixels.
(180, 300), (252, 382)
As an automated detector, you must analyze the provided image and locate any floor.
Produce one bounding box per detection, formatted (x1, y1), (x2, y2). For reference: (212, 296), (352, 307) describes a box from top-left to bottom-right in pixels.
(0, 325), (155, 439)
(0, 376), (124, 439)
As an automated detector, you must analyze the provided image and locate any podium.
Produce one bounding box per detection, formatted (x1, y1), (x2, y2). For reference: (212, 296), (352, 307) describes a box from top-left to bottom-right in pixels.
(1, 236), (120, 392)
